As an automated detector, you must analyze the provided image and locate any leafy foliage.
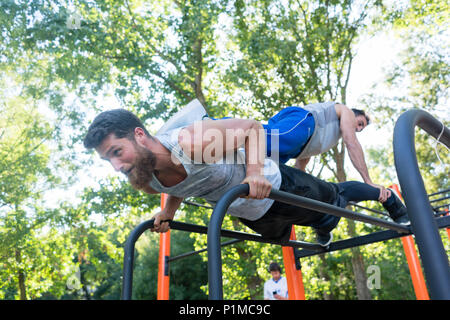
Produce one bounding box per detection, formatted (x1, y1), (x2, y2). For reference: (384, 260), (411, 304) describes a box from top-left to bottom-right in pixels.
(0, 0), (448, 300)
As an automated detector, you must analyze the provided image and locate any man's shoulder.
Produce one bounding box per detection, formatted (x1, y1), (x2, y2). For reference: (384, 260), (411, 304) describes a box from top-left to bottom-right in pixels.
(334, 103), (351, 119)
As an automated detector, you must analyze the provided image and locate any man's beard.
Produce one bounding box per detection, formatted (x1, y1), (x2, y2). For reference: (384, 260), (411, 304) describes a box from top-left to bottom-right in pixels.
(127, 144), (157, 191)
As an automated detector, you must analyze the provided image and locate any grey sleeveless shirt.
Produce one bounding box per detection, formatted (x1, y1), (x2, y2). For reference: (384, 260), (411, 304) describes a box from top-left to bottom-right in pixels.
(149, 127), (282, 221)
(297, 101), (341, 159)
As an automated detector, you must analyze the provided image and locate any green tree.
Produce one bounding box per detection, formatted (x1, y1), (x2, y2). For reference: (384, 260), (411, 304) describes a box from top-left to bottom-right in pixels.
(355, 0), (449, 299)
(228, 0), (383, 299)
(1, 0), (231, 299)
(0, 76), (76, 299)
(362, 0), (449, 192)
(16, 0), (231, 117)
(132, 229), (209, 300)
(2, 0), (447, 300)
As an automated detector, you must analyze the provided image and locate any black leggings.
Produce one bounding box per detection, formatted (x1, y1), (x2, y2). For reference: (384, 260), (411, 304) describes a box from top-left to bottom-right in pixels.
(240, 164), (340, 243)
(338, 181), (382, 206)
(239, 165), (384, 244)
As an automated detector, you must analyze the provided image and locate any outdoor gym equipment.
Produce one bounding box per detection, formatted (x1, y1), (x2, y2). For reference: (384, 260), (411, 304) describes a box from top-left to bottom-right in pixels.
(121, 109), (450, 300)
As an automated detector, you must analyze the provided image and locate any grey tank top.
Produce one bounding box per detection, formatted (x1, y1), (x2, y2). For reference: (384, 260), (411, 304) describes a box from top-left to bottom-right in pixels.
(298, 101), (341, 159)
(149, 127), (282, 221)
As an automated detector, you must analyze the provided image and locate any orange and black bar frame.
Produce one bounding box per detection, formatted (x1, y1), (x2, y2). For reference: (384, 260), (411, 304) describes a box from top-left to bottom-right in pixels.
(157, 193), (170, 300)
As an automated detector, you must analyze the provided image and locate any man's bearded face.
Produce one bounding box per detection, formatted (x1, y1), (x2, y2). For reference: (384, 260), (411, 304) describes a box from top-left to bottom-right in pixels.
(127, 143), (157, 191)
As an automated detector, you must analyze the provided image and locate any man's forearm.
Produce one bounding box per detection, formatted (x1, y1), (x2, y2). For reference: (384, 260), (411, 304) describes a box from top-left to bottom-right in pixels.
(162, 195), (184, 218)
(346, 142), (372, 184)
(245, 120), (266, 176)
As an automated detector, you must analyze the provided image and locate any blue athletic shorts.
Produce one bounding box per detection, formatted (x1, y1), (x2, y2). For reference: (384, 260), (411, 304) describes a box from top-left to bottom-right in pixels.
(263, 106), (315, 163)
(209, 106), (315, 163)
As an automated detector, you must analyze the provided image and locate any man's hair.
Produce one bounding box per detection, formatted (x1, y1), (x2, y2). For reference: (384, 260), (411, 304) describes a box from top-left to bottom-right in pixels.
(351, 108), (370, 125)
(269, 262), (282, 273)
(83, 109), (151, 149)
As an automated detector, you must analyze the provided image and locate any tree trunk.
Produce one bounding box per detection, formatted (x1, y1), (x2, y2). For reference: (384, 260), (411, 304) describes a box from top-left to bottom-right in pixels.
(15, 250), (27, 300)
(333, 142), (371, 300)
(192, 38), (208, 110)
(347, 220), (372, 300)
(318, 254), (334, 300)
(232, 219), (263, 299)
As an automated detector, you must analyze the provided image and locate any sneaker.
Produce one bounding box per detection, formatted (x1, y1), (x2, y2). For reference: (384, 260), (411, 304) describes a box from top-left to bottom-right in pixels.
(316, 230), (333, 248)
(383, 190), (410, 225)
(394, 214), (411, 226)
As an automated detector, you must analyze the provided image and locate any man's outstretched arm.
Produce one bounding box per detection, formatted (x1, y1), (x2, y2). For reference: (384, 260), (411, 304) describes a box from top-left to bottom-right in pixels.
(179, 118), (272, 199)
(338, 105), (390, 202)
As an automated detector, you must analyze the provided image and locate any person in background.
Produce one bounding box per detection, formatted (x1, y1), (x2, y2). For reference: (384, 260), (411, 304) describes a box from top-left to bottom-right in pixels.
(264, 262), (289, 300)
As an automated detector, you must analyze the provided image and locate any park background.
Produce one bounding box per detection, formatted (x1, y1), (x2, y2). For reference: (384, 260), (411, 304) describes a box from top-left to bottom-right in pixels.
(0, 0), (449, 300)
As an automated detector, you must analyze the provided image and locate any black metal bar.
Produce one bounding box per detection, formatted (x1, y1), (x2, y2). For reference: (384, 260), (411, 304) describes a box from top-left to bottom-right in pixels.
(296, 215), (450, 259)
(122, 216), (323, 300)
(182, 200), (214, 209)
(348, 201), (389, 216)
(299, 230), (402, 258)
(208, 184), (248, 300)
(393, 109), (450, 300)
(168, 239), (243, 262)
(433, 203), (450, 211)
(428, 188), (450, 197)
(429, 195), (450, 204)
(207, 184), (412, 300)
(268, 189), (409, 233)
(121, 219), (155, 300)
(170, 220), (323, 250)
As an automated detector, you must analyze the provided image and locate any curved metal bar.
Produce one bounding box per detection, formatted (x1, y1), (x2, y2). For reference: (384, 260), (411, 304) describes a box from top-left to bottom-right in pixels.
(393, 109), (450, 300)
(207, 183), (412, 299)
(121, 219), (155, 300)
(207, 184), (249, 300)
(122, 214), (323, 300)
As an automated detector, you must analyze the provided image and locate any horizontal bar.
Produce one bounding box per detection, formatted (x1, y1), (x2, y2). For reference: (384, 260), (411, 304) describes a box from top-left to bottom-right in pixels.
(429, 195), (450, 204)
(169, 220), (323, 251)
(269, 189), (410, 233)
(428, 188), (450, 197)
(433, 203), (450, 211)
(168, 239), (242, 262)
(296, 215), (450, 259)
(182, 200), (213, 209)
(297, 229), (402, 258)
(348, 201), (389, 216)
(120, 218), (323, 252)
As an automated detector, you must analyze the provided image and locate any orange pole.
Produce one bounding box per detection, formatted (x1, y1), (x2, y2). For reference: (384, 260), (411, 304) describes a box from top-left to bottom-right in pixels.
(389, 184), (430, 300)
(157, 193), (170, 300)
(400, 236), (430, 300)
(282, 226), (306, 300)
